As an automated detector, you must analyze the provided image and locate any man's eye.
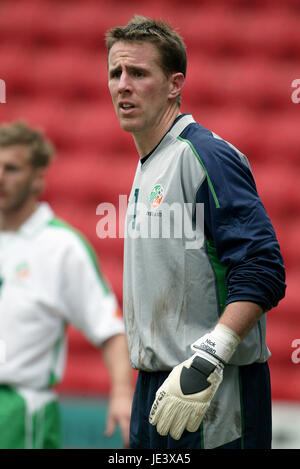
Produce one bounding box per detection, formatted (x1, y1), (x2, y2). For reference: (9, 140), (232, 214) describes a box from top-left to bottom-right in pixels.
(111, 71), (121, 79)
(6, 166), (19, 172)
(134, 71), (144, 78)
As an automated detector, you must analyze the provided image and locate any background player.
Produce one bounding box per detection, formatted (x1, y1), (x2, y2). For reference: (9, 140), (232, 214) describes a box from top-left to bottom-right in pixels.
(0, 121), (133, 449)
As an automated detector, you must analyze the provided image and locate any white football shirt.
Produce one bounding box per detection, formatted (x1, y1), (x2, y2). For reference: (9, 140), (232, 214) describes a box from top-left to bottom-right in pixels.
(0, 202), (124, 394)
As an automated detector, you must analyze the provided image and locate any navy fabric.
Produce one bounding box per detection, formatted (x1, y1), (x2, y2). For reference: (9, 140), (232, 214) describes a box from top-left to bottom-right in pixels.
(130, 361), (272, 450)
(239, 361), (272, 449)
(179, 122), (286, 312)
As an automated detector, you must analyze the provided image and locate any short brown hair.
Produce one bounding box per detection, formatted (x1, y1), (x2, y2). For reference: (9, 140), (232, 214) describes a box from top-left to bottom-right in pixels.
(0, 121), (54, 168)
(106, 15), (187, 105)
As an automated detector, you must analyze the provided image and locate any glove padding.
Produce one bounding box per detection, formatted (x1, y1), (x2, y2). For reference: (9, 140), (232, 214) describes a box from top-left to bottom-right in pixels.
(149, 352), (223, 440)
(149, 324), (241, 440)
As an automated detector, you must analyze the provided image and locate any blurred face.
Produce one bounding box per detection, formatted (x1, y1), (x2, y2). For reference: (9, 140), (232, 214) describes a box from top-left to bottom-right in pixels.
(108, 41), (175, 136)
(0, 145), (43, 213)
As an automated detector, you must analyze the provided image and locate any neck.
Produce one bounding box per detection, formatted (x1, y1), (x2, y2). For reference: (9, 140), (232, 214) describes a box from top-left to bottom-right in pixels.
(134, 105), (181, 158)
(0, 199), (38, 231)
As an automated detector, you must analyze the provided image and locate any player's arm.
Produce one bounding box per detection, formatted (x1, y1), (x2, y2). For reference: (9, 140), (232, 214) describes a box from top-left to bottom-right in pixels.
(218, 301), (263, 340)
(56, 230), (133, 446)
(101, 333), (133, 448)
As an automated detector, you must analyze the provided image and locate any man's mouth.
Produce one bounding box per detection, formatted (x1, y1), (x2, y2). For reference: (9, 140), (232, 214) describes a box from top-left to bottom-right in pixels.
(121, 103), (134, 109)
(119, 102), (135, 111)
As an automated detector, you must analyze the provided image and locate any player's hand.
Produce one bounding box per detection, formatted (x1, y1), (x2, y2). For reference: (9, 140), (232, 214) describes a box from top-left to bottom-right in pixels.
(149, 353), (223, 440)
(149, 324), (240, 440)
(105, 393), (132, 448)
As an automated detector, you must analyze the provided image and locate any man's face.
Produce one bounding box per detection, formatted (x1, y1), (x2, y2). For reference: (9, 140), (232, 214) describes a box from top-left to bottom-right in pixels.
(0, 145), (42, 213)
(108, 41), (174, 136)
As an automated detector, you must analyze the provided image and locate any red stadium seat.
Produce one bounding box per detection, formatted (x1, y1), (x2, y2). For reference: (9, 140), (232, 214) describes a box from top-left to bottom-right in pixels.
(0, 2), (54, 46)
(181, 6), (300, 60)
(0, 99), (66, 149)
(260, 111), (300, 165)
(45, 149), (136, 202)
(185, 54), (298, 112)
(0, 46), (34, 97)
(254, 163), (300, 219)
(276, 222), (300, 270)
(29, 49), (107, 101)
(191, 106), (262, 161)
(237, 10), (300, 59)
(222, 59), (297, 111)
(46, 4), (110, 50)
(0, 98), (136, 155)
(65, 103), (136, 154)
(272, 271), (300, 320)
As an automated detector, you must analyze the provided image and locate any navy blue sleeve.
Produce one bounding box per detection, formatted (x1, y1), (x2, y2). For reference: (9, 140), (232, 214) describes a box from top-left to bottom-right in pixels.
(182, 123), (286, 312)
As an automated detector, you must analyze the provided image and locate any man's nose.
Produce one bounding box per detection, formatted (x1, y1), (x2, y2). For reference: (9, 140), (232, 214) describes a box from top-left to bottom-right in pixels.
(118, 71), (131, 93)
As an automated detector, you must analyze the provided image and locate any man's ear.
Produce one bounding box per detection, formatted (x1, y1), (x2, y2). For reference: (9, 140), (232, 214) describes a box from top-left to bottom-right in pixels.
(168, 72), (185, 100)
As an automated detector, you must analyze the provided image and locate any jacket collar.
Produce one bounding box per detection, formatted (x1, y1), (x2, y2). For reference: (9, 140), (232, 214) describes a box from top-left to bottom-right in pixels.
(168, 113), (195, 138)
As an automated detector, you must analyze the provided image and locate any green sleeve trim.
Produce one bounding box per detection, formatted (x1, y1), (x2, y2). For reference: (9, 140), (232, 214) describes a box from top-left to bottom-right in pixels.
(177, 136), (220, 208)
(48, 217), (110, 296)
(206, 238), (228, 315)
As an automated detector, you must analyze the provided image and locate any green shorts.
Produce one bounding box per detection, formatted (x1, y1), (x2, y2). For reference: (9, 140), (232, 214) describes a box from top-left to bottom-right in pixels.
(0, 386), (62, 449)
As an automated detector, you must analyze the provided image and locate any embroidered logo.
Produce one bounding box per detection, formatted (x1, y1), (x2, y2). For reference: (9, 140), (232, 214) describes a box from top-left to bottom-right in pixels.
(15, 261), (30, 280)
(150, 184), (164, 209)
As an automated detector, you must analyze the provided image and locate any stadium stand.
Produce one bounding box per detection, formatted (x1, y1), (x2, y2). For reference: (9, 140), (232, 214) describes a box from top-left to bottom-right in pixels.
(0, 0), (299, 446)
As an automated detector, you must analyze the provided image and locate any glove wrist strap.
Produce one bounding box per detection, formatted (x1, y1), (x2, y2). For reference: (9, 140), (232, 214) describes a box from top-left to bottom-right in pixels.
(191, 323), (241, 364)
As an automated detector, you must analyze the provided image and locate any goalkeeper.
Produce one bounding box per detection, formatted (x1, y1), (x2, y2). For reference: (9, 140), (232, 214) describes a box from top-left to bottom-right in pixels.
(106, 16), (286, 449)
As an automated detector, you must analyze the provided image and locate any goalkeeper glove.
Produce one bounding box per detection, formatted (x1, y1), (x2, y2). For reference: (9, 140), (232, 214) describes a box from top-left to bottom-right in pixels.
(149, 323), (241, 440)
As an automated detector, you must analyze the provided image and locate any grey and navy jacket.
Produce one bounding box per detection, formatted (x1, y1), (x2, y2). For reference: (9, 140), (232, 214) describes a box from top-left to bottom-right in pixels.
(123, 113), (286, 372)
